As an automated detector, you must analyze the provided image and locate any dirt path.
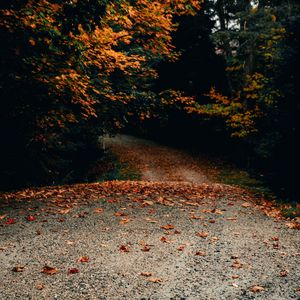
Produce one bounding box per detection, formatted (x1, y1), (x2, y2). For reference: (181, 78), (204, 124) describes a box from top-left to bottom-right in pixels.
(0, 136), (300, 300)
(105, 134), (211, 184)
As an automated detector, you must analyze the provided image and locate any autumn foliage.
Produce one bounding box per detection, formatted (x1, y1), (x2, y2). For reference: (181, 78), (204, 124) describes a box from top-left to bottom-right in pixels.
(0, 0), (202, 187)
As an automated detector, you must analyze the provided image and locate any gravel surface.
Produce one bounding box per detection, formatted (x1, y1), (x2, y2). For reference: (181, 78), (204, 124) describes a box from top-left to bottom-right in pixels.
(0, 135), (299, 299)
(1, 184), (299, 300)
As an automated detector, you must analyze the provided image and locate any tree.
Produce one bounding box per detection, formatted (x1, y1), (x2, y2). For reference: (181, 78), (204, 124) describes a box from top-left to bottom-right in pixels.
(0, 0), (202, 188)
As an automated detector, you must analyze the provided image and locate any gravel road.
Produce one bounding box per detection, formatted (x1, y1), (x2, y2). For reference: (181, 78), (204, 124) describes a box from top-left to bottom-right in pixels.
(0, 135), (299, 300)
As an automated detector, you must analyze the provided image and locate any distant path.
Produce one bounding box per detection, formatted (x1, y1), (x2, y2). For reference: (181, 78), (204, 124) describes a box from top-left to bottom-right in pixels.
(105, 134), (211, 184)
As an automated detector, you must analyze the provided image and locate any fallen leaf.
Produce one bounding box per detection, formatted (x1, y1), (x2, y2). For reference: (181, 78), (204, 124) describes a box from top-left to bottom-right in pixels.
(94, 208), (103, 213)
(280, 269), (288, 277)
(196, 231), (208, 238)
(12, 265), (25, 272)
(4, 218), (16, 225)
(78, 256), (89, 263)
(36, 282), (44, 290)
(271, 237), (279, 241)
(160, 236), (171, 243)
(36, 229), (42, 235)
(35, 282), (45, 291)
(177, 245), (185, 251)
(42, 266), (58, 275)
(231, 260), (243, 269)
(161, 224), (174, 230)
(141, 272), (152, 277)
(114, 212), (127, 217)
(241, 202), (251, 208)
(250, 285), (264, 293)
(209, 219), (216, 223)
(68, 268), (79, 275)
(145, 217), (157, 223)
(147, 277), (162, 283)
(286, 222), (300, 230)
(66, 240), (75, 245)
(141, 245), (151, 252)
(119, 218), (130, 225)
(226, 218), (237, 221)
(190, 215), (202, 220)
(232, 275), (240, 279)
(195, 251), (207, 256)
(57, 209), (70, 215)
(0, 214), (7, 220)
(26, 215), (36, 221)
(142, 200), (153, 206)
(119, 245), (130, 252)
(174, 230), (181, 234)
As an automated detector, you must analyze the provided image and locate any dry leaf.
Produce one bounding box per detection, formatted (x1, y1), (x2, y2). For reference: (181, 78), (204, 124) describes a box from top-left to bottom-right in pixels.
(66, 240), (75, 245)
(42, 266), (58, 275)
(195, 251), (207, 256)
(231, 260), (243, 269)
(250, 285), (264, 293)
(196, 231), (208, 238)
(190, 215), (202, 220)
(280, 269), (288, 277)
(26, 215), (36, 221)
(94, 208), (103, 213)
(241, 202), (251, 208)
(145, 218), (157, 223)
(160, 236), (171, 243)
(161, 224), (175, 230)
(36, 282), (44, 290)
(147, 277), (162, 283)
(119, 245), (130, 252)
(12, 265), (25, 272)
(232, 275), (240, 279)
(4, 218), (16, 225)
(141, 245), (151, 252)
(78, 256), (89, 263)
(177, 245), (185, 251)
(68, 268), (79, 275)
(57, 209), (70, 215)
(0, 214), (7, 220)
(286, 222), (300, 230)
(119, 218), (130, 225)
(142, 200), (154, 206)
(114, 212), (127, 217)
(141, 272), (152, 277)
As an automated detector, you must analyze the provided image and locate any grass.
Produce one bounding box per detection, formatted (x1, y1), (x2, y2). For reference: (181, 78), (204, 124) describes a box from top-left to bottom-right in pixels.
(94, 151), (141, 182)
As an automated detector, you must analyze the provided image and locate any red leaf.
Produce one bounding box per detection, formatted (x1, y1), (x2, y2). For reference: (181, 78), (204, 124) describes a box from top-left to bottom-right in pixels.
(119, 245), (130, 252)
(68, 268), (79, 275)
(4, 218), (16, 225)
(26, 215), (36, 221)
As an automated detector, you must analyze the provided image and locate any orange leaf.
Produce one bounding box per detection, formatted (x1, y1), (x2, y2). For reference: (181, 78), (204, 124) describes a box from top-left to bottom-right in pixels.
(161, 224), (174, 230)
(42, 266), (58, 275)
(196, 231), (208, 238)
(78, 256), (89, 263)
